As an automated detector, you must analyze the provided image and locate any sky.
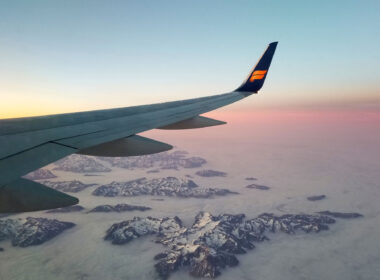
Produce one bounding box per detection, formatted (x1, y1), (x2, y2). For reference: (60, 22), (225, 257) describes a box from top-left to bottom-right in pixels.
(0, 0), (379, 118)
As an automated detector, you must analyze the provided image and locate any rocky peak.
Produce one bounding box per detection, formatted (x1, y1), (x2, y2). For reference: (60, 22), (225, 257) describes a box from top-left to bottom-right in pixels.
(104, 211), (344, 279)
(0, 217), (75, 247)
(92, 177), (237, 198)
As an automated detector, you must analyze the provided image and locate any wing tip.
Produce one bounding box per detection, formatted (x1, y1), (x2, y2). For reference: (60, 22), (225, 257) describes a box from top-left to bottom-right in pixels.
(235, 41), (278, 93)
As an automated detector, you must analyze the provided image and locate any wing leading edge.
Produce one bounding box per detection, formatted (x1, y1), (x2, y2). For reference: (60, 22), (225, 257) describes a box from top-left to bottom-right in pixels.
(0, 42), (278, 213)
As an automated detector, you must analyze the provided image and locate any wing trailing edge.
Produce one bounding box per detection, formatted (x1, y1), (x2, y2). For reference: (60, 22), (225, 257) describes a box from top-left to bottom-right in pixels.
(158, 116), (226, 130)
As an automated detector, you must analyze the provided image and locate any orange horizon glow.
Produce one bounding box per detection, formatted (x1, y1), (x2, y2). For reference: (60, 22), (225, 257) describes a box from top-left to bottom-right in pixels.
(2, 103), (380, 122)
(205, 109), (380, 124)
(1, 98), (380, 123)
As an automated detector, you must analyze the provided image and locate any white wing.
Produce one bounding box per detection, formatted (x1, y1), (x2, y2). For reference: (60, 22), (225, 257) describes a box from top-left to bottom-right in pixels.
(0, 42), (278, 212)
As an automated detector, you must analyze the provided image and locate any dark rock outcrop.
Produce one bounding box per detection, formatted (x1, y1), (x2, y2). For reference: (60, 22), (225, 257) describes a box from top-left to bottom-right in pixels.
(0, 217), (75, 247)
(195, 170), (227, 177)
(147, 169), (160, 173)
(317, 211), (363, 219)
(105, 211), (340, 279)
(245, 177), (257, 181)
(246, 184), (270, 190)
(42, 180), (97, 193)
(307, 195), (326, 201)
(88, 204), (151, 213)
(46, 205), (85, 213)
(92, 177), (237, 198)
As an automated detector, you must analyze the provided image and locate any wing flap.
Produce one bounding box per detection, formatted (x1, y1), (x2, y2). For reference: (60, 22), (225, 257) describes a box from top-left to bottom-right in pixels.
(158, 116), (226, 130)
(77, 135), (173, 157)
(0, 178), (79, 213)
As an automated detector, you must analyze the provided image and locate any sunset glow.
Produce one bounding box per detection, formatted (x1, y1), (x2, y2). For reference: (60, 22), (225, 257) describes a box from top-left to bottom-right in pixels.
(1, 1), (379, 120)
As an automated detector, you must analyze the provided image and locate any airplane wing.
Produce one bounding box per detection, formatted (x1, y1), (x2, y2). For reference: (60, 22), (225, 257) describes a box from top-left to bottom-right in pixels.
(0, 42), (278, 213)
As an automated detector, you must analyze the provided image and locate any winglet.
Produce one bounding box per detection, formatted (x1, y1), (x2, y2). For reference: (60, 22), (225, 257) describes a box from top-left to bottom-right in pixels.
(235, 42), (278, 94)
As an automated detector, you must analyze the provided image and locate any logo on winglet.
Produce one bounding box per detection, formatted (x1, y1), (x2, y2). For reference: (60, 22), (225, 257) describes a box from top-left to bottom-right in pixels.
(249, 70), (267, 82)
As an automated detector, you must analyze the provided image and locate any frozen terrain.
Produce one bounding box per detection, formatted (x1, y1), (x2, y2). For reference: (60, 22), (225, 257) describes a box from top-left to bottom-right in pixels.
(0, 115), (379, 280)
(104, 211), (352, 279)
(92, 177), (237, 198)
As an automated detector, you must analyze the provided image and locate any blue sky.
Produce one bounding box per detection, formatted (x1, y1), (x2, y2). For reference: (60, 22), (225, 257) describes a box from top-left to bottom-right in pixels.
(1, 0), (379, 117)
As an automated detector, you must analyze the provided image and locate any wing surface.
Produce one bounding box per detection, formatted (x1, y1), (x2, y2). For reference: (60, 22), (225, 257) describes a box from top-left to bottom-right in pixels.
(0, 42), (278, 212)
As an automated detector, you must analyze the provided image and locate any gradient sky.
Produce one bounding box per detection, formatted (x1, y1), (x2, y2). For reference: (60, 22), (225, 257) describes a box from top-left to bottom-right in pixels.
(1, 0), (379, 118)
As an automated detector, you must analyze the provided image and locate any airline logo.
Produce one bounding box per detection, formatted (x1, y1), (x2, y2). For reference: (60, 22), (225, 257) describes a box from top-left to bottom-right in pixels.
(249, 70), (267, 82)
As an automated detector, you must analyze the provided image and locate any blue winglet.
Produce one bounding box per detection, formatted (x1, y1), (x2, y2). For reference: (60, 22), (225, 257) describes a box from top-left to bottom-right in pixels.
(235, 42), (278, 94)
